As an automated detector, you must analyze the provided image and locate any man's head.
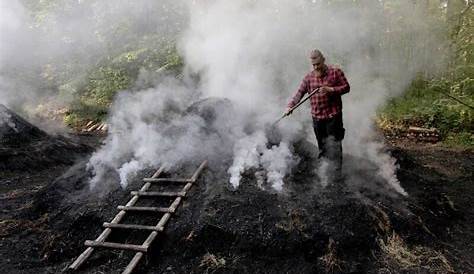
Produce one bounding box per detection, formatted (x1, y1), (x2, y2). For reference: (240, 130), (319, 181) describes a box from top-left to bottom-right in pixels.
(310, 49), (325, 71)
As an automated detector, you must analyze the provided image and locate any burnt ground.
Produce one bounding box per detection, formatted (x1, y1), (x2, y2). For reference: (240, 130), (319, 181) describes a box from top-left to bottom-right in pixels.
(1, 110), (473, 274)
(1, 138), (472, 274)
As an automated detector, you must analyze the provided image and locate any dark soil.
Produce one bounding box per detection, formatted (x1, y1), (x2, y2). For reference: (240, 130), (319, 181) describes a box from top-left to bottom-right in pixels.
(1, 105), (473, 274)
(0, 104), (91, 172)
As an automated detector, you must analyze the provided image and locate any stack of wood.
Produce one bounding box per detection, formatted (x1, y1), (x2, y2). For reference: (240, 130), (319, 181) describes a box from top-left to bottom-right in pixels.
(406, 126), (440, 142)
(82, 121), (108, 133)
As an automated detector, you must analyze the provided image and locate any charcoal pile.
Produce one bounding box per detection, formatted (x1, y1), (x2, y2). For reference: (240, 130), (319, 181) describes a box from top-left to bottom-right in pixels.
(0, 104), (91, 171)
(1, 99), (465, 274)
(17, 140), (458, 274)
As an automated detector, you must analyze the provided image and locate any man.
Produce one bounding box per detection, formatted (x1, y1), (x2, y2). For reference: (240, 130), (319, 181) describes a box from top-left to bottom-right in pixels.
(286, 49), (350, 180)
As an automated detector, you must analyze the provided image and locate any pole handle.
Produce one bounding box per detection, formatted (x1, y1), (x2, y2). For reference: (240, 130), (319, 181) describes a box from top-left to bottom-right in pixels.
(288, 87), (320, 113)
(274, 87), (320, 125)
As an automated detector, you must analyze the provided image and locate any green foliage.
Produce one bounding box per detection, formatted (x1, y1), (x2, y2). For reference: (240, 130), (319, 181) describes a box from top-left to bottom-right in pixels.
(66, 101), (109, 125)
(379, 74), (473, 148)
(63, 112), (80, 127)
(378, 1), (474, 148)
(84, 67), (131, 107)
(449, 2), (473, 66)
(65, 37), (183, 123)
(444, 131), (474, 148)
(66, 66), (130, 123)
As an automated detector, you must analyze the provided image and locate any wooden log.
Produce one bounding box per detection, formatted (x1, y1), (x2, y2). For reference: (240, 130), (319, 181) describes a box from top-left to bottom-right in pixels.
(408, 126), (438, 134)
(117, 205), (173, 213)
(143, 178), (192, 183)
(85, 121), (94, 128)
(131, 191), (186, 197)
(182, 182), (194, 193)
(122, 252), (144, 274)
(84, 241), (147, 252)
(87, 123), (100, 132)
(167, 197), (183, 214)
(190, 160), (208, 182)
(103, 222), (164, 231)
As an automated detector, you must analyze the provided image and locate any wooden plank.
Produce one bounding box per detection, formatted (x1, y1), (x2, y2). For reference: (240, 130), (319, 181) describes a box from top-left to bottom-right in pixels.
(142, 197), (182, 249)
(69, 166), (165, 270)
(408, 126), (438, 134)
(103, 222), (164, 232)
(122, 252), (144, 274)
(84, 241), (147, 252)
(182, 182), (193, 193)
(168, 197), (183, 213)
(131, 191), (186, 197)
(190, 160), (208, 182)
(143, 178), (192, 183)
(151, 168), (164, 178)
(69, 247), (95, 270)
(117, 205), (173, 213)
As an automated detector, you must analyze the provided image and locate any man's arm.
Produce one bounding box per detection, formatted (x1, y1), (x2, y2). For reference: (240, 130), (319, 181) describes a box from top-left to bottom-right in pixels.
(329, 68), (350, 95)
(287, 77), (309, 110)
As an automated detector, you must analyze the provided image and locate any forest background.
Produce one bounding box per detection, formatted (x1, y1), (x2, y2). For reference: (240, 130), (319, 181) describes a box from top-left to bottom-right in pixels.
(2, 0), (473, 148)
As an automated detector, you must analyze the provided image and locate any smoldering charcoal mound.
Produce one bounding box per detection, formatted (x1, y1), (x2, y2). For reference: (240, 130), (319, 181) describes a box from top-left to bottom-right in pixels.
(2, 97), (461, 273)
(0, 104), (91, 171)
(16, 133), (458, 274)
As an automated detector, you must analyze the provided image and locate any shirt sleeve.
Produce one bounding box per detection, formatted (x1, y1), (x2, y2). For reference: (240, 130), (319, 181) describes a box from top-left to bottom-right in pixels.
(331, 68), (350, 95)
(287, 76), (309, 108)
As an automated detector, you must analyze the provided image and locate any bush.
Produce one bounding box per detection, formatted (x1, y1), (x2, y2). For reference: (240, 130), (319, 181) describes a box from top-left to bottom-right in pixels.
(66, 38), (184, 124)
(379, 73), (473, 148)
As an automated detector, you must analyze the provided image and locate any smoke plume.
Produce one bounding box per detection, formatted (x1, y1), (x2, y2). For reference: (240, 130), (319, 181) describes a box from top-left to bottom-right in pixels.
(2, 0), (448, 196)
(0, 0), (185, 118)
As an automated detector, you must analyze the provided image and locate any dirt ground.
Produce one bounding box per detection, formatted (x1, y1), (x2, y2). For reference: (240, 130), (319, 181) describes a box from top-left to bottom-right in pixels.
(1, 130), (473, 274)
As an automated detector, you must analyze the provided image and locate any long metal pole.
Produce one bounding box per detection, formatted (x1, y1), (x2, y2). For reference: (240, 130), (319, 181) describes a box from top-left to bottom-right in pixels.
(274, 87), (320, 125)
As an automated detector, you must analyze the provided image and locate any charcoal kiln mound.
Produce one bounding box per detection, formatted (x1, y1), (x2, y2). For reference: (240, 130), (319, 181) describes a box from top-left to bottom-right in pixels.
(0, 104), (91, 172)
(1, 99), (470, 274)
(8, 141), (463, 274)
(144, 147), (460, 274)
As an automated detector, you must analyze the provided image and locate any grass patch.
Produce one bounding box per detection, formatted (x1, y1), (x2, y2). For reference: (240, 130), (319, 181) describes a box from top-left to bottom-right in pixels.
(378, 74), (473, 148)
(443, 131), (474, 148)
(378, 232), (454, 273)
(63, 38), (184, 125)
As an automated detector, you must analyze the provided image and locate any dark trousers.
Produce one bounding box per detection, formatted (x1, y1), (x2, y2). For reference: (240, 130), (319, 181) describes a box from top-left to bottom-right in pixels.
(313, 113), (344, 179)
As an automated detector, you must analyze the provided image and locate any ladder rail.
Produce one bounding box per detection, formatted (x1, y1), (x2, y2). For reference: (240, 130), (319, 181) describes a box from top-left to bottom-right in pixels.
(69, 161), (208, 274)
(69, 166), (165, 270)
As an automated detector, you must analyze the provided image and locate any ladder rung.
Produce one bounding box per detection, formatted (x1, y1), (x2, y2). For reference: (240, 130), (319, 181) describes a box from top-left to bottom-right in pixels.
(143, 178), (192, 183)
(103, 222), (164, 232)
(84, 240), (147, 252)
(117, 205), (174, 213)
(131, 191), (186, 197)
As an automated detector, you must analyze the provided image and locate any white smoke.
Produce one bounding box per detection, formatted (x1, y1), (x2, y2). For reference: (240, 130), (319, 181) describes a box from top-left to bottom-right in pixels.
(3, 0), (447, 196)
(88, 0), (446, 194)
(179, 0), (439, 194)
(0, 0), (186, 112)
(317, 160), (331, 189)
(0, 105), (17, 132)
(226, 131), (299, 191)
(260, 142), (299, 191)
(228, 131), (267, 189)
(366, 142), (407, 196)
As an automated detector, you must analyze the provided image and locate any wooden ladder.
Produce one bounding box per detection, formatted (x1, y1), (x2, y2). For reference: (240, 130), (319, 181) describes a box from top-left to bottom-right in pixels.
(69, 160), (208, 274)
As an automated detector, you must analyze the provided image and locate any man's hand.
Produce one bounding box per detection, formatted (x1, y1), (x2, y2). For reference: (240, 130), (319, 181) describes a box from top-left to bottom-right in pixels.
(284, 107), (293, 116)
(318, 86), (334, 94)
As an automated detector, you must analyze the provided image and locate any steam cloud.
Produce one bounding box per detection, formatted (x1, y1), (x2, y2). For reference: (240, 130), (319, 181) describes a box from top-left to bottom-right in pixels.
(2, 0), (447, 195)
(0, 0), (185, 115)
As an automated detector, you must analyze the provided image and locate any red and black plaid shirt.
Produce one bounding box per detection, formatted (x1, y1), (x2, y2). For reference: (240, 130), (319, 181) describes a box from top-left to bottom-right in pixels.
(287, 65), (350, 120)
